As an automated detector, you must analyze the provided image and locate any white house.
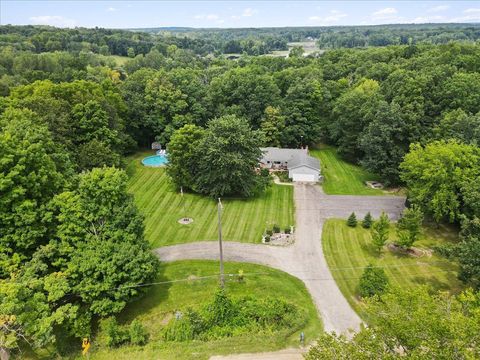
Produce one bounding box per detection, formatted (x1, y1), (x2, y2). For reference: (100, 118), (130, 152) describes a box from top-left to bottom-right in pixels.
(260, 147), (322, 182)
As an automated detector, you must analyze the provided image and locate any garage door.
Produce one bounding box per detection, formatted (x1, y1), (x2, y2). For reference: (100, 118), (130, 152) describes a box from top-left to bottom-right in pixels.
(292, 173), (316, 182)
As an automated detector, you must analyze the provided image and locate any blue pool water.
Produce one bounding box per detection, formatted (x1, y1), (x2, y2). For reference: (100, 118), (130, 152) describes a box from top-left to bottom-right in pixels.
(142, 154), (168, 167)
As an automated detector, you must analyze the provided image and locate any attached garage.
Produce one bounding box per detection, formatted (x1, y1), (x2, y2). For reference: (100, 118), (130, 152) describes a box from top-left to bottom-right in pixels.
(288, 153), (321, 183)
(291, 173), (317, 182)
(260, 147), (322, 183)
(289, 165), (320, 182)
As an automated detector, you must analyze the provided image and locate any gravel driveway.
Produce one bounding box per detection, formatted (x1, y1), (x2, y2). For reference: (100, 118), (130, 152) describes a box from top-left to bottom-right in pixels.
(154, 183), (405, 335)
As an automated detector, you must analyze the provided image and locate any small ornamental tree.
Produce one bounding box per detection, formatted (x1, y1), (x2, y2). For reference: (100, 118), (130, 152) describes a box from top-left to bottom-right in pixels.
(371, 212), (390, 252)
(396, 205), (424, 249)
(129, 320), (148, 345)
(347, 212), (357, 227)
(362, 212), (373, 229)
(358, 264), (389, 298)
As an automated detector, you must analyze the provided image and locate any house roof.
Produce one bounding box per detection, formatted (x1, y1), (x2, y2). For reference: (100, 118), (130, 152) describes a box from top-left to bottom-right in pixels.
(260, 147), (305, 163)
(260, 147), (320, 171)
(289, 152), (320, 171)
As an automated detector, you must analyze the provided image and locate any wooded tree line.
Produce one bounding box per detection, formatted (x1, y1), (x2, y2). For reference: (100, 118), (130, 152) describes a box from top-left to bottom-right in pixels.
(141, 23), (480, 48)
(1, 40), (479, 208)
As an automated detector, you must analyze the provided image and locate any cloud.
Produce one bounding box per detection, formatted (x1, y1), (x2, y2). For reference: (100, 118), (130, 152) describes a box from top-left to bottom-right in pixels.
(107, 7), (118, 12)
(449, 8), (480, 22)
(412, 15), (446, 23)
(193, 13), (225, 25)
(194, 13), (219, 20)
(370, 7), (405, 23)
(242, 8), (257, 17)
(29, 15), (77, 28)
(309, 9), (347, 25)
(464, 8), (480, 14)
(427, 5), (449, 13)
(372, 7), (397, 18)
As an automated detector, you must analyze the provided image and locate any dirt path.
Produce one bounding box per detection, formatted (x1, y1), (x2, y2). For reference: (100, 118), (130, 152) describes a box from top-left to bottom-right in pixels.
(154, 184), (405, 335)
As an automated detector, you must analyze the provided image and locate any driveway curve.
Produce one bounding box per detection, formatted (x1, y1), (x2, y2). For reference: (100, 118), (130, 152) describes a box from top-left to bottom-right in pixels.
(154, 184), (405, 335)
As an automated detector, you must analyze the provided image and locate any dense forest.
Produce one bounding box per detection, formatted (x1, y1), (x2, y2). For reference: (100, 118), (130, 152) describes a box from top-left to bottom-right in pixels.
(1, 24), (480, 358)
(142, 23), (480, 49)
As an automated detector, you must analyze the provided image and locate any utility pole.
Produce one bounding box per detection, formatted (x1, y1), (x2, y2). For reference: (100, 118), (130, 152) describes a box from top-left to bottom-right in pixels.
(180, 187), (186, 220)
(217, 198), (225, 289)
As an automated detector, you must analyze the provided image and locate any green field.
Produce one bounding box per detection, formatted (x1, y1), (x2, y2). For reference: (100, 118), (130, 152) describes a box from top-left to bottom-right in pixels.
(322, 219), (462, 318)
(127, 152), (294, 247)
(86, 260), (322, 360)
(310, 146), (391, 195)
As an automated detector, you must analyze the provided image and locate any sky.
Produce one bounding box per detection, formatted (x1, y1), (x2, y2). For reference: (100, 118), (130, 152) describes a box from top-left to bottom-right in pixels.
(1, 1), (479, 29)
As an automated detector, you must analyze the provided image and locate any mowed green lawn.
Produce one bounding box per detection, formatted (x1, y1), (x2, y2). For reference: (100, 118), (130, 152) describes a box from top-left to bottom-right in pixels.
(322, 219), (462, 318)
(310, 146), (389, 195)
(87, 260), (322, 360)
(127, 152), (294, 247)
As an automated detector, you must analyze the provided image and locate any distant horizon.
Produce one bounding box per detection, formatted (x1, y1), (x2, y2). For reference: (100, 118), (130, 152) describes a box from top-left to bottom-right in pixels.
(2, 22), (479, 31)
(1, 1), (480, 29)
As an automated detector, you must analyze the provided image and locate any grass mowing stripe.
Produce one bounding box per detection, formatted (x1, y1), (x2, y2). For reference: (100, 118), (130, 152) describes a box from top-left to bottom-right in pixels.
(322, 219), (462, 319)
(310, 146), (389, 196)
(127, 151), (294, 246)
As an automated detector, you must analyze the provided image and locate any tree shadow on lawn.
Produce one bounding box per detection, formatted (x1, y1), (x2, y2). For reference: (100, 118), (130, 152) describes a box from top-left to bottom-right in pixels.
(359, 241), (382, 258)
(411, 274), (455, 293)
(116, 262), (171, 325)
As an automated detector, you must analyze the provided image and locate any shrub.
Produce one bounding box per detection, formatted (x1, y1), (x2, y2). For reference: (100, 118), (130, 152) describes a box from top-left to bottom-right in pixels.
(432, 243), (459, 260)
(266, 229), (273, 236)
(100, 317), (129, 348)
(276, 171), (292, 183)
(362, 212), (373, 228)
(284, 227), (291, 234)
(358, 265), (389, 298)
(207, 289), (237, 326)
(162, 289), (300, 342)
(371, 212), (390, 252)
(395, 205), (424, 249)
(264, 235), (271, 242)
(273, 224), (281, 233)
(129, 320), (148, 345)
(347, 212), (357, 227)
(237, 269), (244, 282)
(163, 316), (194, 341)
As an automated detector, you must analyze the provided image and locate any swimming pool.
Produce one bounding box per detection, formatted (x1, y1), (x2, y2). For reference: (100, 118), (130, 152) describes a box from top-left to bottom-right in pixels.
(142, 154), (168, 167)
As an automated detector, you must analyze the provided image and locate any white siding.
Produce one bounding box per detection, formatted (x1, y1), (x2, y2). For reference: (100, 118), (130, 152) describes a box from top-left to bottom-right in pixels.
(289, 166), (319, 182)
(292, 173), (317, 182)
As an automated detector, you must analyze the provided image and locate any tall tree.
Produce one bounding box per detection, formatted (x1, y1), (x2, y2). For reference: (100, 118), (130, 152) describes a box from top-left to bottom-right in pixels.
(331, 79), (383, 161)
(260, 106), (285, 147)
(400, 140), (480, 223)
(166, 124), (205, 190)
(359, 101), (412, 185)
(0, 167), (158, 357)
(195, 115), (264, 197)
(0, 108), (71, 268)
(208, 67), (281, 129)
(395, 205), (424, 249)
(458, 217), (480, 288)
(306, 287), (480, 359)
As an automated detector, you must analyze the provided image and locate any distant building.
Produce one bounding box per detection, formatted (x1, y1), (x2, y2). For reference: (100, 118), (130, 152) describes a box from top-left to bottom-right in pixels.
(151, 142), (162, 150)
(260, 147), (322, 182)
